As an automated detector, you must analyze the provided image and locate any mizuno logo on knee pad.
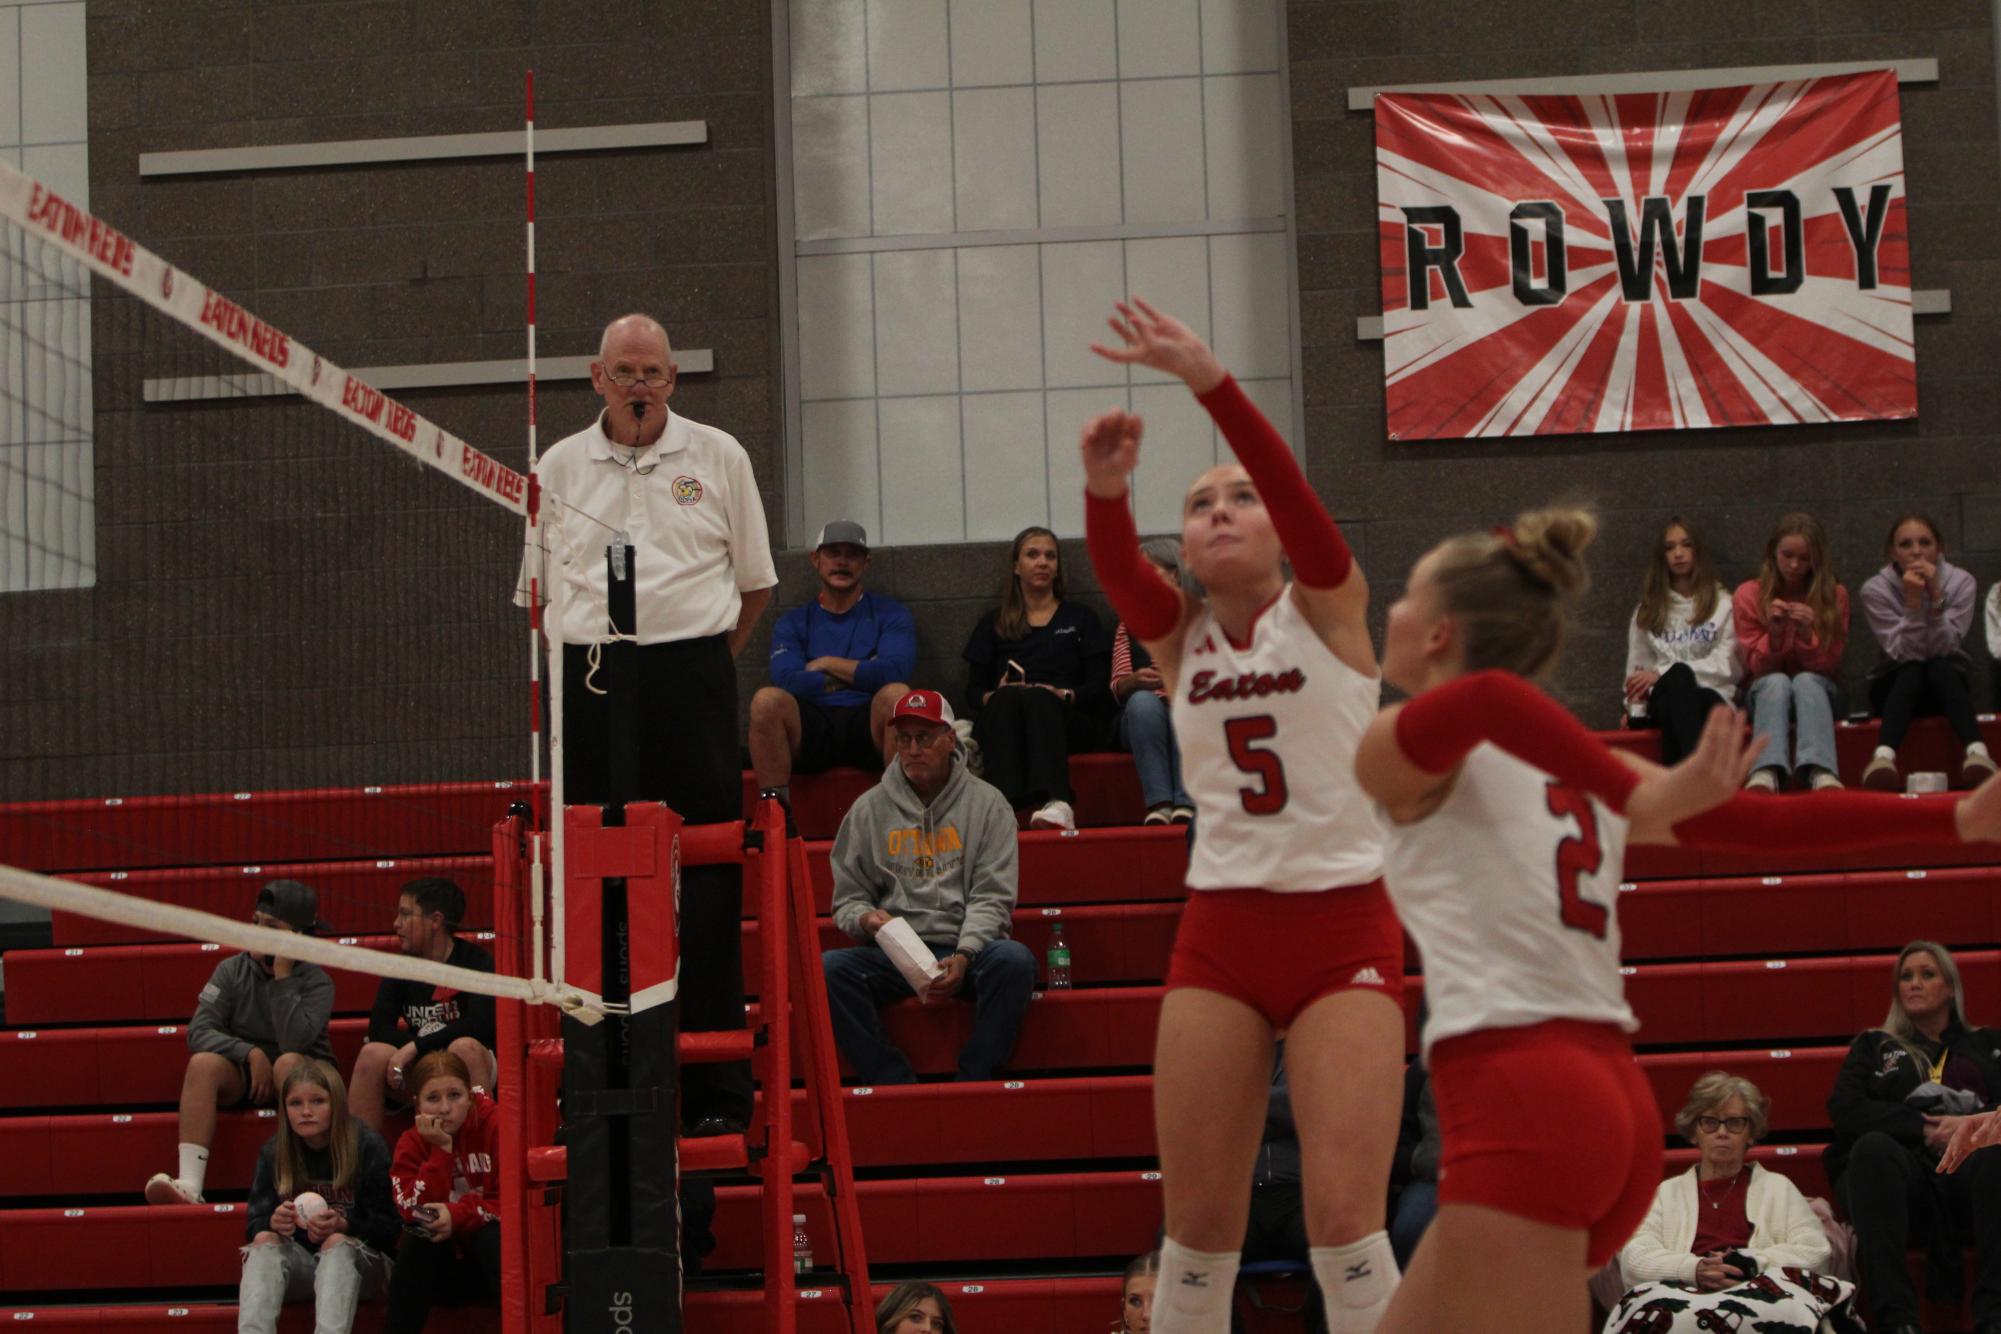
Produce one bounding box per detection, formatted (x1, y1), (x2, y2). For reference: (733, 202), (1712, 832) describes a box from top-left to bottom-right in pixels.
(1345, 1261), (1372, 1282)
(1179, 1272), (1210, 1287)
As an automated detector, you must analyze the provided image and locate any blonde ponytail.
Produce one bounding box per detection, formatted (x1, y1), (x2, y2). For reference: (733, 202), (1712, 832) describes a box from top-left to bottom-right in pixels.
(1429, 506), (1597, 679)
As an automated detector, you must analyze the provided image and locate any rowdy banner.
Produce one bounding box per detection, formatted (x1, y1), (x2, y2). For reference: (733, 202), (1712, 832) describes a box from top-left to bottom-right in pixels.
(1375, 68), (1914, 439)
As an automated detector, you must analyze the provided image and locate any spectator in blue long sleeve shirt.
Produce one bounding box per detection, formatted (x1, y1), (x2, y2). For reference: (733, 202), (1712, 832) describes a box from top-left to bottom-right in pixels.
(750, 519), (917, 798)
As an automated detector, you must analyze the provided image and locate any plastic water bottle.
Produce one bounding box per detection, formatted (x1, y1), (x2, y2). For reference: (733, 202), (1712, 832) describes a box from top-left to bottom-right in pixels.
(792, 1214), (813, 1276)
(1047, 922), (1072, 990)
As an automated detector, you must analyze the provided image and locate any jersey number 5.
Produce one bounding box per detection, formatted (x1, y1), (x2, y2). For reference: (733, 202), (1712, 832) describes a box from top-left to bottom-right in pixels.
(1225, 715), (1288, 815)
(1545, 781), (1608, 939)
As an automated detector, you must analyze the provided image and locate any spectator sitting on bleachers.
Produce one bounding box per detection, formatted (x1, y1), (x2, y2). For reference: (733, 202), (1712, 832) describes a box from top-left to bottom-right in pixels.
(875, 1280), (955, 1333)
(749, 519), (914, 801)
(145, 879), (335, 1206)
(1623, 516), (1737, 765)
(1118, 1250), (1158, 1332)
(388, 1050), (501, 1332)
(822, 689), (1036, 1084)
(964, 525), (1112, 832)
(349, 876), (496, 1135)
(1827, 940), (2001, 1334)
(239, 1060), (398, 1334)
(1605, 1071), (1845, 1332)
(1988, 581), (2000, 703)
(1389, 1059), (1439, 1270)
(1735, 511), (1850, 791)
(1113, 539), (1195, 825)
(1858, 513), (1996, 791)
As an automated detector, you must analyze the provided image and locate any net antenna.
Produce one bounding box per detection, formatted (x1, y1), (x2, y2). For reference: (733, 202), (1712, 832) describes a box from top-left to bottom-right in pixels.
(523, 67), (561, 1027)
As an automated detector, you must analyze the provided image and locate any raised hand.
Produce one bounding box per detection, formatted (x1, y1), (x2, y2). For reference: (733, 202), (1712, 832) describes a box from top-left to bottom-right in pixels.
(1630, 705), (1763, 833)
(1080, 408), (1145, 500)
(1955, 771), (2001, 845)
(1090, 297), (1226, 394)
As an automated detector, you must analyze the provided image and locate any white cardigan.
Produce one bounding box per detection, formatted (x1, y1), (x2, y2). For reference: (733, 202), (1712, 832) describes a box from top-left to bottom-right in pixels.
(1619, 1163), (1830, 1286)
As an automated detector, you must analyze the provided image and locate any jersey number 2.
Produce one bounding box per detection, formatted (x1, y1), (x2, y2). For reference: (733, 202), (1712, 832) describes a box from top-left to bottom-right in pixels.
(1545, 781), (1608, 939)
(1225, 716), (1289, 815)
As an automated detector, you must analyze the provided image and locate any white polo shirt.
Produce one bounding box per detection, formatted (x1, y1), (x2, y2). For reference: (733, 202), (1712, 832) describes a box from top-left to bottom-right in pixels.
(517, 409), (777, 646)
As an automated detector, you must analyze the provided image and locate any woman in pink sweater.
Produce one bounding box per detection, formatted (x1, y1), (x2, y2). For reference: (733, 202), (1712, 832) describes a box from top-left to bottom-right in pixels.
(1733, 513), (1849, 791)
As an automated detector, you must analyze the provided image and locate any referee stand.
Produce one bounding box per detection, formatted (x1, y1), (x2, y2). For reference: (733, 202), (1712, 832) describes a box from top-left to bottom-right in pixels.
(493, 541), (872, 1334)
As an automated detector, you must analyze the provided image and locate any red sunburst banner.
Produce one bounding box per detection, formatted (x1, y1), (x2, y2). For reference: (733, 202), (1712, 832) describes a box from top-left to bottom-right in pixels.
(1375, 68), (1915, 440)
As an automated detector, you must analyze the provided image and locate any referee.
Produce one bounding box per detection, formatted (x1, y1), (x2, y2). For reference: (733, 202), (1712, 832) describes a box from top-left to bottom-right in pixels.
(519, 312), (775, 1135)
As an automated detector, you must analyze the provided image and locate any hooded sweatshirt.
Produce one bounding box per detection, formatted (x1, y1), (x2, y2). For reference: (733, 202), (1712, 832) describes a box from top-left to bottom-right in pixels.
(830, 750), (1020, 955)
(186, 952), (334, 1065)
(391, 1089), (501, 1237)
(244, 1124), (400, 1255)
(1624, 587), (1739, 707)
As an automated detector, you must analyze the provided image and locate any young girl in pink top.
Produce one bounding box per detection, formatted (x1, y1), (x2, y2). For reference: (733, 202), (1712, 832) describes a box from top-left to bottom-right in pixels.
(1733, 513), (1849, 790)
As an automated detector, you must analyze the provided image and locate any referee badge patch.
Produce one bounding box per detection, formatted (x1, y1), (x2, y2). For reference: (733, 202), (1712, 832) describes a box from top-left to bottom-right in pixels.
(672, 475), (704, 506)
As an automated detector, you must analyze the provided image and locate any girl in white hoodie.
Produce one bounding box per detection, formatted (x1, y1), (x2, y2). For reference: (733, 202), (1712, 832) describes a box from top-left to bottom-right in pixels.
(1624, 518), (1738, 764)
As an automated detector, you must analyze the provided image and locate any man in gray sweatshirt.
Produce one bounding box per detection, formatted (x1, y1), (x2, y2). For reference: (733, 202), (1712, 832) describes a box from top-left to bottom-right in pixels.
(144, 878), (336, 1205)
(822, 689), (1035, 1083)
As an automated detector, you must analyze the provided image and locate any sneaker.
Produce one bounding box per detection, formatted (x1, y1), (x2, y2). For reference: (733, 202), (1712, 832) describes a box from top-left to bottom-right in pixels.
(1861, 753), (1901, 791)
(1028, 800), (1076, 831)
(1169, 805), (1196, 825)
(1964, 747), (1999, 787)
(1143, 804), (1173, 826)
(144, 1173), (202, 1205)
(1808, 767), (1845, 791)
(1745, 768), (1780, 793)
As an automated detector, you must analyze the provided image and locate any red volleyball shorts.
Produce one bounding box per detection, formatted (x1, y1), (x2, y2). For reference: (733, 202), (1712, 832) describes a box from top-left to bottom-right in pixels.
(1429, 1019), (1663, 1269)
(1164, 881), (1404, 1029)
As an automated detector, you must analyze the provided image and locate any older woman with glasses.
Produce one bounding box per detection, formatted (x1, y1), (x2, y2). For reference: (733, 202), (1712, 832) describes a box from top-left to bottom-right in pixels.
(1602, 1072), (1851, 1333)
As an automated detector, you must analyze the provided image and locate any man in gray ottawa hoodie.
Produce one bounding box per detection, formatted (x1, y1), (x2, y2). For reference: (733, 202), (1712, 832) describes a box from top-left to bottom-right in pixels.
(822, 689), (1036, 1084)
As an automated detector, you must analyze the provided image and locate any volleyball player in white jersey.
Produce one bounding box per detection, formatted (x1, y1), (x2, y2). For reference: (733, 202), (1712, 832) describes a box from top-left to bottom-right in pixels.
(1083, 299), (1402, 1334)
(1351, 508), (2001, 1334)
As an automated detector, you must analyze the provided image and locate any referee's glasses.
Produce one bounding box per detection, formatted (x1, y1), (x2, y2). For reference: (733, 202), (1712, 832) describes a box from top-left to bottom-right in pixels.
(606, 371), (672, 388)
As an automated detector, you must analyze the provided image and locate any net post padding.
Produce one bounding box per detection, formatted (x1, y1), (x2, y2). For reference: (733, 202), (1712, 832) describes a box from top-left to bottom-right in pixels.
(494, 808), (533, 1334)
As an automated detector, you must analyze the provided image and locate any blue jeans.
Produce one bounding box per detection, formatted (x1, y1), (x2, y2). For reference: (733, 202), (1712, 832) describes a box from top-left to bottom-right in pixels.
(1119, 689), (1191, 810)
(1748, 671), (1840, 776)
(1390, 1182), (1437, 1270)
(821, 938), (1036, 1084)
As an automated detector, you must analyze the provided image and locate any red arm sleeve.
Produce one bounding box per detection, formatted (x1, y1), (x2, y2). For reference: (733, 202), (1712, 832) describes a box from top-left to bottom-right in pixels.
(1673, 791), (1961, 853)
(1194, 375), (1353, 589)
(1085, 490), (1184, 642)
(1394, 671), (1641, 813)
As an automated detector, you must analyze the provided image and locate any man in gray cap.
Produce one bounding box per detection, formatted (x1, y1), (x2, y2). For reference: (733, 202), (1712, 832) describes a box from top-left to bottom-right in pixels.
(749, 519), (917, 801)
(143, 879), (336, 1205)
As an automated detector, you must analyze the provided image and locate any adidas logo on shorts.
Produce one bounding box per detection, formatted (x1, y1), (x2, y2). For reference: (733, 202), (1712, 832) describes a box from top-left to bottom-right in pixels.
(1348, 966), (1385, 986)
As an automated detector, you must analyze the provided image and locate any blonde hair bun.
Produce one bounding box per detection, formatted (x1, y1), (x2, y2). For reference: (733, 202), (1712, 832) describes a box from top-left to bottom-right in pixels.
(1504, 507), (1596, 601)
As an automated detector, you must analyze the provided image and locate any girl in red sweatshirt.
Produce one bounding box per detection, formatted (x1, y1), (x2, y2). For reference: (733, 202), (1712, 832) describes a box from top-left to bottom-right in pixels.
(1733, 512), (1850, 791)
(387, 1050), (499, 1333)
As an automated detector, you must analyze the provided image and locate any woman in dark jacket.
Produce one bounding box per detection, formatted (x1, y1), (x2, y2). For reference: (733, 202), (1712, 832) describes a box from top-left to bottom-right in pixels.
(964, 525), (1111, 831)
(1826, 940), (2001, 1334)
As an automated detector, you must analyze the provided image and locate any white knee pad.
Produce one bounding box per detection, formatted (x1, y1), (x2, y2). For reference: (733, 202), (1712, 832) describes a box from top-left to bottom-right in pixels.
(1152, 1236), (1241, 1334)
(1312, 1230), (1400, 1334)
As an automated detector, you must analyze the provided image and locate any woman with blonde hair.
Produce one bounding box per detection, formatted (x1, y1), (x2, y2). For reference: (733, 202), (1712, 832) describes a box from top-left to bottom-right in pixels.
(1829, 941), (2001, 1334)
(1733, 513), (1849, 791)
(239, 1059), (399, 1334)
(1348, 506), (2001, 1333)
(875, 1280), (955, 1333)
(1114, 1250), (1158, 1332)
(1603, 1072), (1850, 1332)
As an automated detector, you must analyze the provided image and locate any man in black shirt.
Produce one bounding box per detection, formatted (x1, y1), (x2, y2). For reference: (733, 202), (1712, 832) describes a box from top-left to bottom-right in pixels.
(347, 877), (496, 1133)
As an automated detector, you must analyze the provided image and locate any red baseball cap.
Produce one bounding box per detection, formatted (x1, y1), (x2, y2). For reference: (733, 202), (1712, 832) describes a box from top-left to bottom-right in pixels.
(891, 689), (956, 727)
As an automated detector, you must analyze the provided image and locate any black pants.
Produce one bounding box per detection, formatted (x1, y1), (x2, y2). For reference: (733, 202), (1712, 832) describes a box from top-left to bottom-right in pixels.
(1835, 1131), (2001, 1326)
(562, 637), (751, 1127)
(975, 685), (1094, 809)
(1634, 662), (1726, 765)
(1870, 657), (1982, 751)
(386, 1223), (502, 1333)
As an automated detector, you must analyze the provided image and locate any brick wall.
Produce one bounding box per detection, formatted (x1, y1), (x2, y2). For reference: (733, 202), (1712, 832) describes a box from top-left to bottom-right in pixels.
(8, 2), (2001, 805)
(1289, 0), (2001, 716)
(1, 0), (780, 800)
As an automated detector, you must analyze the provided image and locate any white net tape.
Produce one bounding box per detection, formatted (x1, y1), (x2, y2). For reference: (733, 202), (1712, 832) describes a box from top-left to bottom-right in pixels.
(0, 861), (607, 1024)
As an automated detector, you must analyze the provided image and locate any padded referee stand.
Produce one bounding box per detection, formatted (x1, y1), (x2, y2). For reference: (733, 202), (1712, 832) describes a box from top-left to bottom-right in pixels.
(492, 797), (872, 1334)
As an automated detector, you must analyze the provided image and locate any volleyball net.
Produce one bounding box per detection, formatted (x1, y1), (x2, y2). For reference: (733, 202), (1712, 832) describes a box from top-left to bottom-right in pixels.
(0, 156), (585, 1007)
